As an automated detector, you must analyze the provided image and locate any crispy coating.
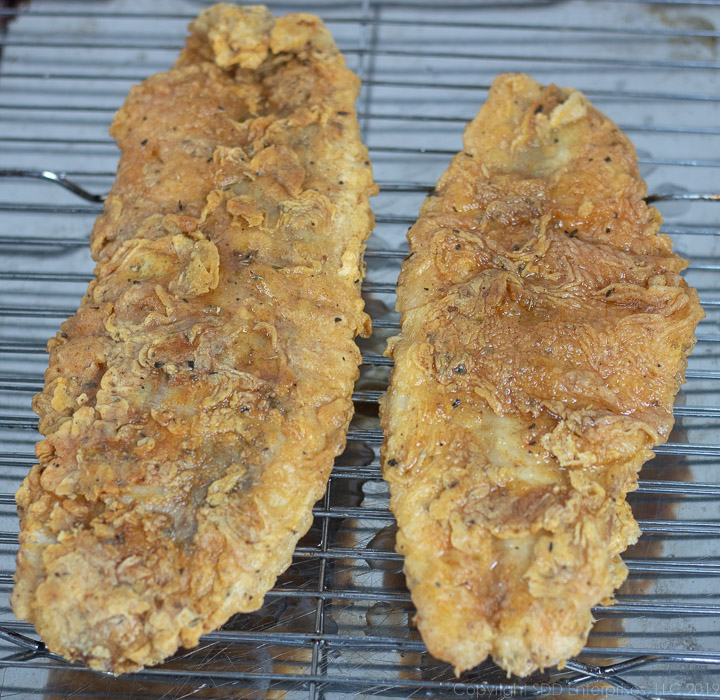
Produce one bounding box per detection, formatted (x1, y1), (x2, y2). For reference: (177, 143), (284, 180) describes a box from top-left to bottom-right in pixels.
(12, 4), (376, 674)
(379, 74), (703, 676)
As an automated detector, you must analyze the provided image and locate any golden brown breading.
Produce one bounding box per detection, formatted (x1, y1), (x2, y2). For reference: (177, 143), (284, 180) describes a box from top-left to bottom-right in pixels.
(379, 73), (703, 677)
(12, 3), (375, 674)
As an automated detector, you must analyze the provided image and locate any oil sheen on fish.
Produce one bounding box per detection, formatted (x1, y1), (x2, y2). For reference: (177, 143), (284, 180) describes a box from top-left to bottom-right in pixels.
(12, 3), (375, 674)
(380, 73), (703, 676)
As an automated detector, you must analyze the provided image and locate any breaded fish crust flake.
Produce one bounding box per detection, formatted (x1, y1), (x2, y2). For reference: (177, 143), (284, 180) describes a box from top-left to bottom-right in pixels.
(380, 73), (702, 676)
(12, 3), (375, 674)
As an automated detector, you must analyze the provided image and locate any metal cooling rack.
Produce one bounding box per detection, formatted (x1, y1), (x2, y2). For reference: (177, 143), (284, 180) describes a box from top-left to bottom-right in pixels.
(1, 0), (719, 697)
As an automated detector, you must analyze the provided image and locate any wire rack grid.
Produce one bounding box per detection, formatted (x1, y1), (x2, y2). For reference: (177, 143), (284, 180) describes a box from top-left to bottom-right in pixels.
(0, 0), (719, 698)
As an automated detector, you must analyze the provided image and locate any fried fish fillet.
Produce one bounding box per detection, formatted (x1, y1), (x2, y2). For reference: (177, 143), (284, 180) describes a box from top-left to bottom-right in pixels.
(379, 73), (703, 676)
(12, 4), (375, 674)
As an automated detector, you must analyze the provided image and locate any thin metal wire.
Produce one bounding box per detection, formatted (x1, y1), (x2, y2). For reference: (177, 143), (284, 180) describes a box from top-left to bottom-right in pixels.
(0, 659), (678, 697)
(1, 618), (720, 664)
(4, 380), (720, 419)
(2, 256), (720, 278)
(6, 418), (720, 461)
(4, 71), (720, 104)
(2, 105), (719, 142)
(564, 660), (660, 700)
(2, 206), (720, 234)
(1, 460), (719, 497)
(0, 76), (711, 119)
(2, 172), (720, 217)
(0, 169), (104, 202)
(0, 306), (718, 331)
(0, 526), (717, 578)
(4, 293), (720, 318)
(3, 138), (720, 173)
(2, 36), (719, 71)
(0, 341), (715, 361)
(2, 9), (720, 39)
(308, 482), (332, 700)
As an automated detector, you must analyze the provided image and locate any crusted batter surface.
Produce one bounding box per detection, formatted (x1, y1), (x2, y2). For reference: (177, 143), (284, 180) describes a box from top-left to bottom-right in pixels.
(380, 73), (702, 676)
(12, 3), (375, 674)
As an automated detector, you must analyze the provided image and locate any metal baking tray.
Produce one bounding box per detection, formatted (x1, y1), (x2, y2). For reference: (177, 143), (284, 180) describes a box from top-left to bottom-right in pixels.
(0, 0), (719, 697)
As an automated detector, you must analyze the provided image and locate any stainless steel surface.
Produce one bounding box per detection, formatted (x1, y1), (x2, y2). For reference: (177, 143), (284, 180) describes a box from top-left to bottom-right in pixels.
(0, 0), (719, 697)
